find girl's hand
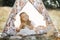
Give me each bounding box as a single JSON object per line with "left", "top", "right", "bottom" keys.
{"left": 16, "top": 27, "right": 20, "bottom": 32}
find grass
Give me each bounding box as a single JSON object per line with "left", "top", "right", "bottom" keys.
{"left": 48, "top": 9, "right": 60, "bottom": 31}
{"left": 0, "top": 7, "right": 11, "bottom": 32}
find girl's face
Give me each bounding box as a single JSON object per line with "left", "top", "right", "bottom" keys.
{"left": 20, "top": 13, "right": 29, "bottom": 22}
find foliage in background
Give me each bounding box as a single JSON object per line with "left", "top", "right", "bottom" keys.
{"left": 0, "top": 0, "right": 15, "bottom": 7}
{"left": 3, "top": 0, "right": 15, "bottom": 7}
{"left": 0, "top": 0, "right": 60, "bottom": 8}
{"left": 43, "top": 0, "right": 60, "bottom": 8}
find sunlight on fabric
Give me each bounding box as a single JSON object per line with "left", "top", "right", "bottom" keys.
{"left": 14, "top": 1, "right": 46, "bottom": 28}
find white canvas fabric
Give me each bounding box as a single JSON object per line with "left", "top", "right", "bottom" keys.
{"left": 2, "top": 0, "right": 56, "bottom": 37}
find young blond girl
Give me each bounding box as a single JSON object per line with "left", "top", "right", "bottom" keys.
{"left": 16, "top": 12, "right": 36, "bottom": 35}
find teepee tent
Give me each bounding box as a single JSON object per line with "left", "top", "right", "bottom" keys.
{"left": 2, "top": 0, "right": 56, "bottom": 37}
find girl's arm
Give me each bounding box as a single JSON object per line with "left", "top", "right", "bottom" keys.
{"left": 16, "top": 24, "right": 23, "bottom": 32}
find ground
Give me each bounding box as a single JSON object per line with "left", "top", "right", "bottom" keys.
{"left": 0, "top": 7, "right": 11, "bottom": 32}
{"left": 48, "top": 9, "right": 60, "bottom": 31}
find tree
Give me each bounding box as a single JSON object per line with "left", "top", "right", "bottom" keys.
{"left": 42, "top": 0, "right": 60, "bottom": 8}
{"left": 3, "top": 0, "right": 15, "bottom": 7}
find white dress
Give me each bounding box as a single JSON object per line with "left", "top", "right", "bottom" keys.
{"left": 17, "top": 26, "right": 36, "bottom": 40}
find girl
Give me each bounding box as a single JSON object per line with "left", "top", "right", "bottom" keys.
{"left": 16, "top": 12, "right": 36, "bottom": 35}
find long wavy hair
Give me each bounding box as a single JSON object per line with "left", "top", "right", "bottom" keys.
{"left": 20, "top": 12, "right": 31, "bottom": 29}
